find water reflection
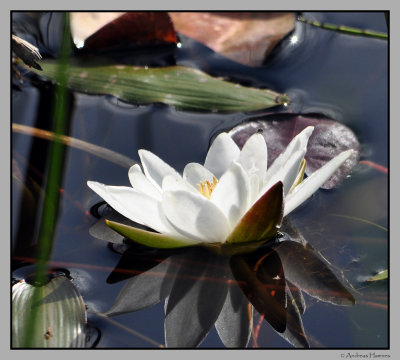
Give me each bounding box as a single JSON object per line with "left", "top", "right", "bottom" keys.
{"left": 93, "top": 208, "right": 354, "bottom": 348}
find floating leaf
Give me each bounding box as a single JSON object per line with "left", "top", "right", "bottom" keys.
{"left": 229, "top": 114, "right": 360, "bottom": 188}
{"left": 30, "top": 60, "right": 288, "bottom": 112}
{"left": 367, "top": 269, "right": 388, "bottom": 282}
{"left": 169, "top": 12, "right": 295, "bottom": 66}
{"left": 12, "top": 276, "right": 86, "bottom": 348}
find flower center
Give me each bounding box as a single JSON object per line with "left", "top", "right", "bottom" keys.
{"left": 197, "top": 176, "right": 218, "bottom": 199}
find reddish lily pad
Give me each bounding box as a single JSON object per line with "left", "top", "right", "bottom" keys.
{"left": 229, "top": 115, "right": 360, "bottom": 189}
{"left": 226, "top": 181, "right": 283, "bottom": 244}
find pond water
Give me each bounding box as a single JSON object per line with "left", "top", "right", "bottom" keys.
{"left": 12, "top": 12, "right": 388, "bottom": 348}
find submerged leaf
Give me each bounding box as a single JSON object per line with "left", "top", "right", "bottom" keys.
{"left": 30, "top": 60, "right": 288, "bottom": 112}
{"left": 273, "top": 240, "right": 355, "bottom": 306}
{"left": 280, "top": 285, "right": 309, "bottom": 348}
{"left": 12, "top": 276, "right": 86, "bottom": 348}
{"left": 229, "top": 115, "right": 360, "bottom": 188}
{"left": 230, "top": 253, "right": 287, "bottom": 333}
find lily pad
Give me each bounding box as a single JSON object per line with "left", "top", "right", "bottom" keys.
{"left": 29, "top": 60, "right": 288, "bottom": 112}
{"left": 229, "top": 114, "right": 360, "bottom": 189}
{"left": 12, "top": 275, "right": 87, "bottom": 348}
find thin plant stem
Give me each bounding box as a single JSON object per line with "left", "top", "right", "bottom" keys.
{"left": 298, "top": 15, "right": 388, "bottom": 40}
{"left": 21, "top": 13, "right": 71, "bottom": 348}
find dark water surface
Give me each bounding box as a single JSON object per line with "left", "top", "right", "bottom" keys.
{"left": 12, "top": 12, "right": 388, "bottom": 348}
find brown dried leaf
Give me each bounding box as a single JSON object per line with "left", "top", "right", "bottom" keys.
{"left": 70, "top": 12, "right": 177, "bottom": 51}
{"left": 70, "top": 12, "right": 125, "bottom": 47}
{"left": 169, "top": 12, "right": 295, "bottom": 66}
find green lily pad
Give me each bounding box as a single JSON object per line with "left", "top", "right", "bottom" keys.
{"left": 12, "top": 275, "right": 86, "bottom": 348}
{"left": 105, "top": 219, "right": 198, "bottom": 249}
{"left": 30, "top": 59, "right": 288, "bottom": 112}
{"left": 226, "top": 181, "right": 283, "bottom": 244}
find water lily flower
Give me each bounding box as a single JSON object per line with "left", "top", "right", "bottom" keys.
{"left": 87, "top": 126, "right": 353, "bottom": 249}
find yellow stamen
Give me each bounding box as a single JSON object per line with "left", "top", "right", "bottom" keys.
{"left": 197, "top": 176, "right": 218, "bottom": 199}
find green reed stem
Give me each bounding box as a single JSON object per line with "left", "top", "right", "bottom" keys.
{"left": 22, "top": 13, "right": 71, "bottom": 347}
{"left": 298, "top": 15, "right": 388, "bottom": 40}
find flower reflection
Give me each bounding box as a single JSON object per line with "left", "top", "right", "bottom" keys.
{"left": 87, "top": 127, "right": 353, "bottom": 249}
{"left": 99, "top": 221, "right": 354, "bottom": 348}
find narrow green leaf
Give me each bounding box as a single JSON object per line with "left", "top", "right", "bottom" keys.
{"left": 367, "top": 270, "right": 388, "bottom": 282}
{"left": 105, "top": 219, "right": 198, "bottom": 249}
{"left": 31, "top": 60, "right": 288, "bottom": 112}
{"left": 226, "top": 181, "right": 283, "bottom": 244}
{"left": 12, "top": 276, "right": 86, "bottom": 348}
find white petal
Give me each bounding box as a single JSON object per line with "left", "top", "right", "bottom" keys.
{"left": 204, "top": 133, "right": 240, "bottom": 179}
{"left": 284, "top": 149, "right": 354, "bottom": 216}
{"left": 237, "top": 133, "right": 268, "bottom": 200}
{"left": 237, "top": 133, "right": 268, "bottom": 179}
{"left": 262, "top": 149, "right": 305, "bottom": 196}
{"left": 265, "top": 126, "right": 314, "bottom": 185}
{"left": 128, "top": 164, "right": 162, "bottom": 200}
{"left": 162, "top": 190, "right": 231, "bottom": 243}
{"left": 87, "top": 181, "right": 182, "bottom": 237}
{"left": 162, "top": 174, "right": 198, "bottom": 195}
{"left": 183, "top": 162, "right": 215, "bottom": 187}
{"left": 88, "top": 181, "right": 144, "bottom": 225}
{"left": 138, "top": 149, "right": 181, "bottom": 190}
{"left": 210, "top": 162, "right": 250, "bottom": 228}
{"left": 248, "top": 174, "right": 261, "bottom": 206}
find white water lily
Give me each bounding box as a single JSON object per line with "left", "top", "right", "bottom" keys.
{"left": 87, "top": 126, "right": 353, "bottom": 249}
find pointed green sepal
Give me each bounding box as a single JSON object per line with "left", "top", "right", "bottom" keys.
{"left": 226, "top": 181, "right": 284, "bottom": 244}
{"left": 105, "top": 219, "right": 198, "bottom": 249}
